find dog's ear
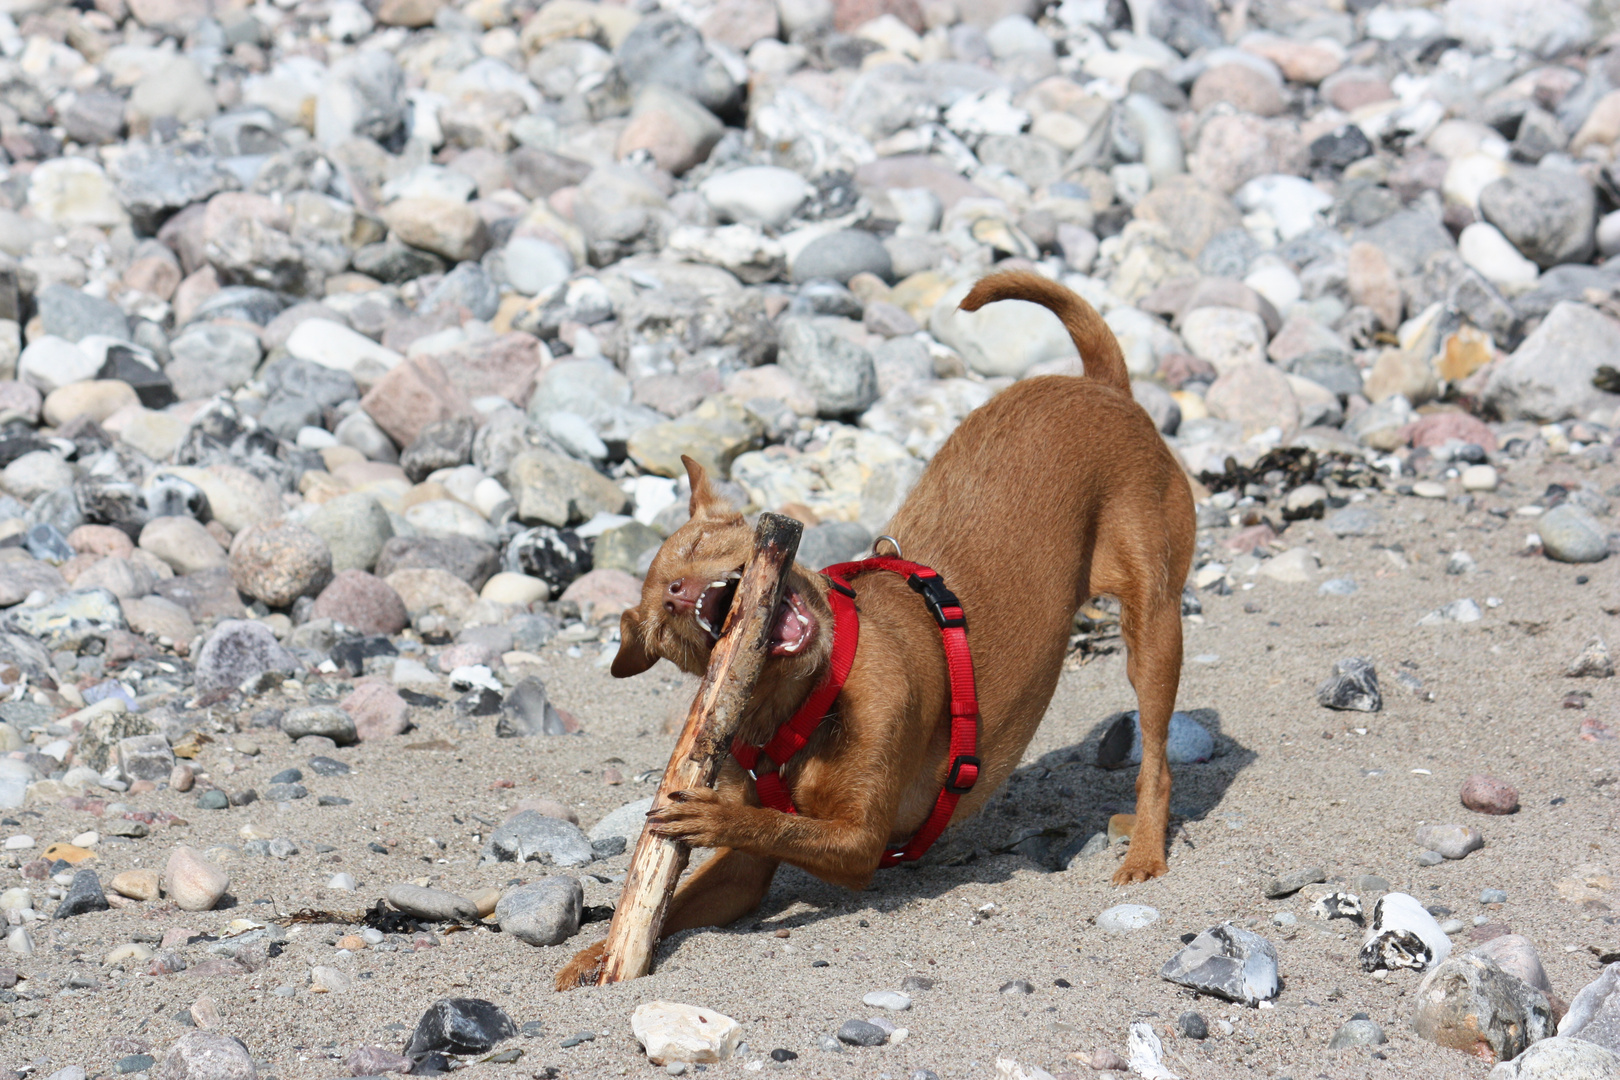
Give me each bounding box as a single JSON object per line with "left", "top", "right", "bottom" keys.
{"left": 610, "top": 608, "right": 657, "bottom": 678}
{"left": 683, "top": 454, "right": 733, "bottom": 520}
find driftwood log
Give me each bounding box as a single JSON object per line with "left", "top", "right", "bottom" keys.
{"left": 592, "top": 511, "right": 804, "bottom": 984}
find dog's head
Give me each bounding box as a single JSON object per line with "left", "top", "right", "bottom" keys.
{"left": 611, "top": 455, "right": 833, "bottom": 682}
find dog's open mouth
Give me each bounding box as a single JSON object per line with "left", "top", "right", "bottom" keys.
{"left": 694, "top": 573, "right": 818, "bottom": 656}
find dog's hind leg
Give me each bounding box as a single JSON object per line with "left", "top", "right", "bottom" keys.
{"left": 1112, "top": 589, "right": 1184, "bottom": 885}
{"left": 555, "top": 849, "right": 777, "bottom": 989}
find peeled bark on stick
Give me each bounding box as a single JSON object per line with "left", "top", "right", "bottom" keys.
{"left": 593, "top": 511, "right": 804, "bottom": 985}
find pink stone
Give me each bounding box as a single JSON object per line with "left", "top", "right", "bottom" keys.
{"left": 1223, "top": 523, "right": 1277, "bottom": 555}
{"left": 359, "top": 353, "right": 473, "bottom": 448}
{"left": 560, "top": 568, "right": 644, "bottom": 624}
{"left": 1460, "top": 774, "right": 1519, "bottom": 815}
{"left": 510, "top": 797, "right": 579, "bottom": 824}
{"left": 435, "top": 641, "right": 497, "bottom": 673}
{"left": 834, "top": 0, "right": 922, "bottom": 31}
{"left": 0, "top": 381, "right": 42, "bottom": 423}
{"left": 438, "top": 332, "right": 545, "bottom": 406}
{"left": 1400, "top": 412, "right": 1499, "bottom": 452}
{"left": 310, "top": 570, "right": 408, "bottom": 636}
{"left": 68, "top": 524, "right": 135, "bottom": 559}
{"left": 1191, "top": 64, "right": 1284, "bottom": 117}
{"left": 346, "top": 1046, "right": 414, "bottom": 1076}
{"left": 341, "top": 680, "right": 410, "bottom": 740}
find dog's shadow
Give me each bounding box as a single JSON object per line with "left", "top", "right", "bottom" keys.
{"left": 664, "top": 707, "right": 1257, "bottom": 948}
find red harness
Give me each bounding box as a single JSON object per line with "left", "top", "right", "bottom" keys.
{"left": 729, "top": 557, "right": 981, "bottom": 868}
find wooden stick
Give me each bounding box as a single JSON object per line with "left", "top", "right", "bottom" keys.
{"left": 593, "top": 512, "right": 804, "bottom": 985}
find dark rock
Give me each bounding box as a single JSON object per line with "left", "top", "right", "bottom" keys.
{"left": 54, "top": 869, "right": 109, "bottom": 918}
{"left": 404, "top": 999, "right": 517, "bottom": 1058}
{"left": 329, "top": 635, "right": 398, "bottom": 677}
{"left": 503, "top": 526, "right": 590, "bottom": 596}
{"left": 196, "top": 789, "right": 229, "bottom": 810}
{"left": 98, "top": 345, "right": 176, "bottom": 409}
{"left": 836, "top": 1019, "right": 888, "bottom": 1047}
{"left": 307, "top": 755, "right": 350, "bottom": 776}
{"left": 400, "top": 416, "right": 477, "bottom": 483}
{"left": 1264, "top": 866, "right": 1327, "bottom": 899}
{"left": 1178, "top": 1011, "right": 1208, "bottom": 1039}
{"left": 1317, "top": 657, "right": 1381, "bottom": 712}
{"left": 1311, "top": 125, "right": 1373, "bottom": 170}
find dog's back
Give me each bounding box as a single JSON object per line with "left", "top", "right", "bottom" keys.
{"left": 881, "top": 273, "right": 1194, "bottom": 809}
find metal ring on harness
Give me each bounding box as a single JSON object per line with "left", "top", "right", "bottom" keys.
{"left": 873, "top": 535, "right": 903, "bottom": 559}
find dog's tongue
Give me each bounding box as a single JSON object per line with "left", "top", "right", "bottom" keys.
{"left": 768, "top": 592, "right": 814, "bottom": 655}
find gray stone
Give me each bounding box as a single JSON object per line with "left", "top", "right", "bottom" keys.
{"left": 1486, "top": 302, "right": 1620, "bottom": 422}
{"left": 386, "top": 883, "right": 478, "bottom": 923}
{"left": 616, "top": 12, "right": 740, "bottom": 115}
{"left": 836, "top": 1020, "right": 889, "bottom": 1047}
{"left": 1560, "top": 961, "right": 1620, "bottom": 1054}
{"left": 1489, "top": 1037, "right": 1620, "bottom": 1079}
{"left": 280, "top": 706, "right": 357, "bottom": 746}
{"left": 490, "top": 810, "right": 594, "bottom": 866}
{"left": 375, "top": 536, "right": 500, "bottom": 591}
{"left": 194, "top": 620, "right": 300, "bottom": 694}
{"left": 1095, "top": 710, "right": 1214, "bottom": 768}
{"left": 5, "top": 588, "right": 125, "bottom": 651}
{"left": 306, "top": 494, "right": 394, "bottom": 574}
{"left": 110, "top": 144, "right": 239, "bottom": 235}
{"left": 1326, "top": 507, "right": 1381, "bottom": 537}
{"left": 776, "top": 318, "right": 878, "bottom": 417}
{"left": 496, "top": 676, "right": 567, "bottom": 737}
{"left": 1412, "top": 954, "right": 1553, "bottom": 1063}
{"left": 400, "top": 416, "right": 477, "bottom": 483}
{"left": 792, "top": 231, "right": 894, "bottom": 285}
{"left": 495, "top": 876, "right": 583, "bottom": 946}
{"left": 1329, "top": 1018, "right": 1387, "bottom": 1049}
{"left": 588, "top": 797, "right": 655, "bottom": 843}
{"left": 153, "top": 1031, "right": 256, "bottom": 1080}
{"left": 116, "top": 734, "right": 175, "bottom": 782}
{"left": 1159, "top": 924, "right": 1280, "bottom": 1004}
{"left": 1317, "top": 657, "right": 1381, "bottom": 712}
{"left": 264, "top": 782, "right": 307, "bottom": 801}
{"left": 796, "top": 521, "right": 873, "bottom": 570}
{"left": 1264, "top": 866, "right": 1327, "bottom": 899}
{"left": 167, "top": 323, "right": 263, "bottom": 401}
{"left": 1416, "top": 823, "right": 1484, "bottom": 860}
{"left": 315, "top": 49, "right": 405, "bottom": 146}
{"left": 418, "top": 263, "right": 500, "bottom": 323}
{"left": 37, "top": 284, "right": 129, "bottom": 342}
{"left": 54, "top": 869, "right": 109, "bottom": 918}
{"left": 1538, "top": 504, "right": 1610, "bottom": 564}
{"left": 1479, "top": 166, "right": 1595, "bottom": 269}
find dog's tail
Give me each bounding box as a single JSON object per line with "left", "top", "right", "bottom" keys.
{"left": 957, "top": 271, "right": 1130, "bottom": 394}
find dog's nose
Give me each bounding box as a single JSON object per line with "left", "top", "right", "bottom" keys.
{"left": 665, "top": 578, "right": 695, "bottom": 614}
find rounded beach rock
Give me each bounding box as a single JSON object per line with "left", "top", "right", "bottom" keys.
{"left": 1460, "top": 775, "right": 1519, "bottom": 815}
{"left": 162, "top": 846, "right": 229, "bottom": 911}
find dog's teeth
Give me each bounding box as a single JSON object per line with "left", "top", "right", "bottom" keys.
{"left": 695, "top": 614, "right": 712, "bottom": 634}
{"left": 709, "top": 580, "right": 728, "bottom": 590}
{"left": 795, "top": 613, "right": 809, "bottom": 626}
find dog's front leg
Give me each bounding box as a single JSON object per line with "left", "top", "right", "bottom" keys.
{"left": 647, "top": 789, "right": 887, "bottom": 889}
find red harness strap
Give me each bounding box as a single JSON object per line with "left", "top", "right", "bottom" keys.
{"left": 729, "top": 556, "right": 981, "bottom": 868}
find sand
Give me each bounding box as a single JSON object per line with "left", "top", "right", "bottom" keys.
{"left": 5, "top": 454, "right": 1618, "bottom": 1080}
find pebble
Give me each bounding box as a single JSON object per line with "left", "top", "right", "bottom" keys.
{"left": 1537, "top": 505, "right": 1611, "bottom": 564}
{"left": 53, "top": 869, "right": 109, "bottom": 919}
{"left": 1316, "top": 658, "right": 1381, "bottom": 713}
{"left": 1264, "top": 867, "right": 1327, "bottom": 899}
{"left": 862, "top": 990, "right": 912, "bottom": 1010}
{"left": 1566, "top": 638, "right": 1616, "bottom": 679}
{"left": 1412, "top": 954, "right": 1553, "bottom": 1062}
{"left": 1461, "top": 775, "right": 1520, "bottom": 816}
{"left": 1095, "top": 710, "right": 1214, "bottom": 768}
{"left": 1096, "top": 904, "right": 1159, "bottom": 931}
{"left": 387, "top": 883, "right": 479, "bottom": 923}
{"left": 1328, "top": 1017, "right": 1387, "bottom": 1049}
{"left": 1178, "top": 1011, "right": 1208, "bottom": 1040}
{"left": 163, "top": 846, "right": 230, "bottom": 912}
{"left": 495, "top": 876, "right": 583, "bottom": 946}
{"left": 631, "top": 1001, "right": 743, "bottom": 1065}
{"left": 1159, "top": 924, "right": 1279, "bottom": 1004}
{"left": 154, "top": 1033, "right": 256, "bottom": 1080}
{"left": 1417, "top": 823, "right": 1486, "bottom": 860}
{"left": 405, "top": 998, "right": 518, "bottom": 1057}
{"left": 836, "top": 1019, "right": 890, "bottom": 1047}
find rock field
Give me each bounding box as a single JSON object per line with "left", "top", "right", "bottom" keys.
{"left": 0, "top": 0, "right": 1615, "bottom": 1073}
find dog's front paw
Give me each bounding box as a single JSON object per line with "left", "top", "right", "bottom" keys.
{"left": 555, "top": 938, "right": 608, "bottom": 991}
{"left": 1112, "top": 853, "right": 1169, "bottom": 885}
{"left": 645, "top": 788, "right": 734, "bottom": 848}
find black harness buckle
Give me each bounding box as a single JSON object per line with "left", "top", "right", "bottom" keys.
{"left": 945, "top": 754, "right": 981, "bottom": 794}
{"left": 825, "top": 576, "right": 856, "bottom": 599}
{"left": 908, "top": 572, "right": 966, "bottom": 629}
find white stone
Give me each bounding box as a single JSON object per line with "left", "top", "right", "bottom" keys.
{"left": 1461, "top": 464, "right": 1498, "bottom": 491}
{"left": 1180, "top": 306, "right": 1269, "bottom": 374}
{"left": 1458, "top": 223, "right": 1538, "bottom": 290}
{"left": 1443, "top": 153, "right": 1509, "bottom": 211}
{"left": 1097, "top": 903, "right": 1159, "bottom": 930}
{"left": 2, "top": 835, "right": 30, "bottom": 849}
{"left": 1260, "top": 547, "right": 1318, "bottom": 583}
{"left": 18, "top": 336, "right": 99, "bottom": 394}
{"left": 1244, "top": 260, "right": 1303, "bottom": 311}
{"left": 284, "top": 319, "right": 402, "bottom": 375}
{"left": 699, "top": 166, "right": 811, "bottom": 228}
{"left": 310, "top": 965, "right": 352, "bottom": 992}
{"left": 328, "top": 872, "right": 357, "bottom": 890}
{"left": 1235, "top": 175, "right": 1332, "bottom": 241}
{"left": 862, "top": 990, "right": 913, "bottom": 1010}
{"left": 28, "top": 158, "right": 128, "bottom": 228}
{"left": 481, "top": 571, "right": 549, "bottom": 605}
{"left": 382, "top": 164, "right": 476, "bottom": 204}
{"left": 631, "top": 1001, "right": 743, "bottom": 1066}
{"left": 502, "top": 237, "right": 574, "bottom": 296}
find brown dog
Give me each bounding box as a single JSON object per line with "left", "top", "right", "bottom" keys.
{"left": 556, "top": 270, "right": 1195, "bottom": 989}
